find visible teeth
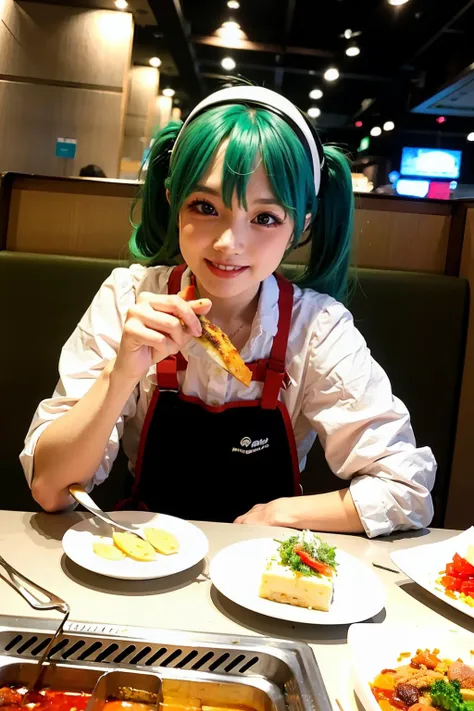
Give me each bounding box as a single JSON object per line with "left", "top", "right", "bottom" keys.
{"left": 211, "top": 262, "right": 242, "bottom": 271}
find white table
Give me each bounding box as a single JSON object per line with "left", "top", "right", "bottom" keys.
{"left": 0, "top": 512, "right": 472, "bottom": 711}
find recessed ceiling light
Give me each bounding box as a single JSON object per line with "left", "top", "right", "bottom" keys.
{"left": 221, "top": 57, "right": 236, "bottom": 70}
{"left": 324, "top": 67, "right": 339, "bottom": 82}
{"left": 163, "top": 88, "right": 175, "bottom": 97}
{"left": 308, "top": 107, "right": 321, "bottom": 119}
{"left": 370, "top": 126, "right": 382, "bottom": 137}
{"left": 114, "top": 0, "right": 128, "bottom": 8}
{"left": 149, "top": 57, "right": 161, "bottom": 68}
{"left": 227, "top": 0, "right": 240, "bottom": 7}
{"left": 467, "top": 132, "right": 474, "bottom": 142}
{"left": 388, "top": 0, "right": 410, "bottom": 5}
{"left": 383, "top": 121, "right": 395, "bottom": 131}
{"left": 309, "top": 89, "right": 323, "bottom": 100}
{"left": 346, "top": 44, "right": 360, "bottom": 57}
{"left": 344, "top": 29, "right": 352, "bottom": 39}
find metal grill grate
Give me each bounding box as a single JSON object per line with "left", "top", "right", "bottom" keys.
{"left": 1, "top": 632, "right": 260, "bottom": 675}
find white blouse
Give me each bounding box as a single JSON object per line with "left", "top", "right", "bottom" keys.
{"left": 20, "top": 264, "right": 436, "bottom": 538}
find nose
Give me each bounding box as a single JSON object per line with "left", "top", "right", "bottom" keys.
{"left": 213, "top": 226, "right": 243, "bottom": 254}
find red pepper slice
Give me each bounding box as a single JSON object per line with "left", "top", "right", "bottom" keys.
{"left": 294, "top": 547, "right": 333, "bottom": 577}
{"left": 441, "top": 575, "right": 463, "bottom": 592}
{"left": 452, "top": 553, "right": 474, "bottom": 577}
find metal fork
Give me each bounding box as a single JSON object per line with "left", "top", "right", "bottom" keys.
{"left": 0, "top": 555, "right": 70, "bottom": 696}
{"left": 69, "top": 484, "right": 147, "bottom": 541}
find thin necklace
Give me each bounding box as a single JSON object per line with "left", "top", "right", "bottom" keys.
{"left": 229, "top": 323, "right": 245, "bottom": 340}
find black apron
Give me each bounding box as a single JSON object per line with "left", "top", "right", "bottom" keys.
{"left": 116, "top": 264, "right": 301, "bottom": 522}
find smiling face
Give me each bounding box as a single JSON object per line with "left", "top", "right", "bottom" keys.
{"left": 179, "top": 141, "right": 297, "bottom": 303}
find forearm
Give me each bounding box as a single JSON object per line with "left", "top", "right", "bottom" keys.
{"left": 287, "top": 488, "right": 365, "bottom": 533}
{"left": 32, "top": 360, "right": 137, "bottom": 512}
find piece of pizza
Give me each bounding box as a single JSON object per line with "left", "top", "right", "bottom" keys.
{"left": 179, "top": 285, "right": 252, "bottom": 387}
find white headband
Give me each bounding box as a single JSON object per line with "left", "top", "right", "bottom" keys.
{"left": 171, "top": 85, "right": 324, "bottom": 196}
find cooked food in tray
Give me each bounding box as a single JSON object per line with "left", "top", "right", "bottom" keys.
{"left": 371, "top": 648, "right": 474, "bottom": 711}
{"left": 259, "top": 530, "right": 337, "bottom": 611}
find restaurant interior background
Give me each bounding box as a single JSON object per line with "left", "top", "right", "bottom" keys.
{"left": 1, "top": 0, "right": 474, "bottom": 528}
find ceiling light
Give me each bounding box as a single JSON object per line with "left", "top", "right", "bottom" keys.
{"left": 383, "top": 121, "right": 395, "bottom": 131}
{"left": 467, "top": 132, "right": 474, "bottom": 142}
{"left": 346, "top": 44, "right": 360, "bottom": 57}
{"left": 370, "top": 126, "right": 382, "bottom": 137}
{"left": 309, "top": 89, "right": 323, "bottom": 100}
{"left": 114, "top": 0, "right": 128, "bottom": 8}
{"left": 221, "top": 56, "right": 236, "bottom": 70}
{"left": 344, "top": 29, "right": 352, "bottom": 39}
{"left": 324, "top": 67, "right": 339, "bottom": 82}
{"left": 162, "top": 88, "right": 175, "bottom": 97}
{"left": 227, "top": 0, "right": 240, "bottom": 6}
{"left": 355, "top": 120, "right": 363, "bottom": 128}
{"left": 149, "top": 56, "right": 161, "bottom": 68}
{"left": 308, "top": 107, "right": 321, "bottom": 119}
{"left": 388, "top": 0, "right": 410, "bottom": 5}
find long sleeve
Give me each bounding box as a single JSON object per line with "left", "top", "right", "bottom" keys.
{"left": 300, "top": 298, "right": 436, "bottom": 538}
{"left": 20, "top": 266, "right": 143, "bottom": 491}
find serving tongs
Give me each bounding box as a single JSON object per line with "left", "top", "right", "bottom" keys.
{"left": 69, "top": 484, "right": 147, "bottom": 541}
{"left": 0, "top": 555, "right": 70, "bottom": 700}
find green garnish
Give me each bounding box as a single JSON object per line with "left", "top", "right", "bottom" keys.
{"left": 430, "top": 679, "right": 474, "bottom": 711}
{"left": 275, "top": 531, "right": 337, "bottom": 577}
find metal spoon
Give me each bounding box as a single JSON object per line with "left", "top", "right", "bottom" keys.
{"left": 68, "top": 484, "right": 147, "bottom": 541}
{"left": 0, "top": 555, "right": 70, "bottom": 697}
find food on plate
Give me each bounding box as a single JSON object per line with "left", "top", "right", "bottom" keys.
{"left": 92, "top": 527, "right": 180, "bottom": 562}
{"left": 179, "top": 285, "right": 252, "bottom": 387}
{"left": 93, "top": 541, "right": 127, "bottom": 561}
{"left": 144, "top": 528, "right": 179, "bottom": 555}
{"left": 371, "top": 648, "right": 474, "bottom": 711}
{"left": 112, "top": 532, "right": 157, "bottom": 562}
{"left": 259, "top": 530, "right": 337, "bottom": 611}
{"left": 437, "top": 551, "right": 474, "bottom": 608}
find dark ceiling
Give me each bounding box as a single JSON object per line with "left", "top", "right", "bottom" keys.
{"left": 132, "top": 0, "right": 474, "bottom": 144}
{"left": 28, "top": 0, "right": 474, "bottom": 149}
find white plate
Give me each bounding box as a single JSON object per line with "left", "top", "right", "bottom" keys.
{"left": 390, "top": 526, "right": 474, "bottom": 619}
{"left": 348, "top": 623, "right": 474, "bottom": 711}
{"left": 62, "top": 511, "right": 209, "bottom": 580}
{"left": 209, "top": 538, "right": 386, "bottom": 624}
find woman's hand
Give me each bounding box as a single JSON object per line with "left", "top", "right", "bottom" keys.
{"left": 113, "top": 291, "right": 212, "bottom": 383}
{"left": 234, "top": 498, "right": 298, "bottom": 527}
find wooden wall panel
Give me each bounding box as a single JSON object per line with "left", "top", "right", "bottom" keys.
{"left": 353, "top": 210, "right": 449, "bottom": 272}
{"left": 286, "top": 207, "right": 450, "bottom": 273}
{"left": 0, "top": 82, "right": 125, "bottom": 178}
{"left": 445, "top": 207, "right": 474, "bottom": 529}
{"left": 6, "top": 187, "right": 134, "bottom": 259}
{"left": 0, "top": 1, "right": 133, "bottom": 89}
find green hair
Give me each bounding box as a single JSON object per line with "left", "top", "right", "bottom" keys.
{"left": 130, "top": 104, "right": 354, "bottom": 303}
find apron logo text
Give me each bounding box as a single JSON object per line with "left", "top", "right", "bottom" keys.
{"left": 233, "top": 437, "right": 270, "bottom": 454}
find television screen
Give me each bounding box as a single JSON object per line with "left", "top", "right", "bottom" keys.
{"left": 400, "top": 147, "right": 462, "bottom": 180}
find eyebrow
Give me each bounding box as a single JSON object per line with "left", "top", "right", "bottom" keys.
{"left": 194, "top": 184, "right": 282, "bottom": 207}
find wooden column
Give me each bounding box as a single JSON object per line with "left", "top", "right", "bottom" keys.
{"left": 120, "top": 65, "right": 159, "bottom": 179}
{"left": 0, "top": 1, "right": 134, "bottom": 178}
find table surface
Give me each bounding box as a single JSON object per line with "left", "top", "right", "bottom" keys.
{"left": 1, "top": 511, "right": 473, "bottom": 711}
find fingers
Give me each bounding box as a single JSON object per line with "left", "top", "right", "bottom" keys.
{"left": 137, "top": 292, "right": 212, "bottom": 336}
{"left": 124, "top": 319, "right": 174, "bottom": 355}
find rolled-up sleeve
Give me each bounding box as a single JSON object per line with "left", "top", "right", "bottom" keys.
{"left": 20, "top": 267, "right": 141, "bottom": 491}
{"left": 301, "top": 299, "right": 436, "bottom": 538}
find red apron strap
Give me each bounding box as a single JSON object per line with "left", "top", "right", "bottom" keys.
{"left": 167, "top": 263, "right": 187, "bottom": 295}
{"left": 261, "top": 274, "right": 294, "bottom": 409}
{"left": 156, "top": 264, "right": 189, "bottom": 389}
